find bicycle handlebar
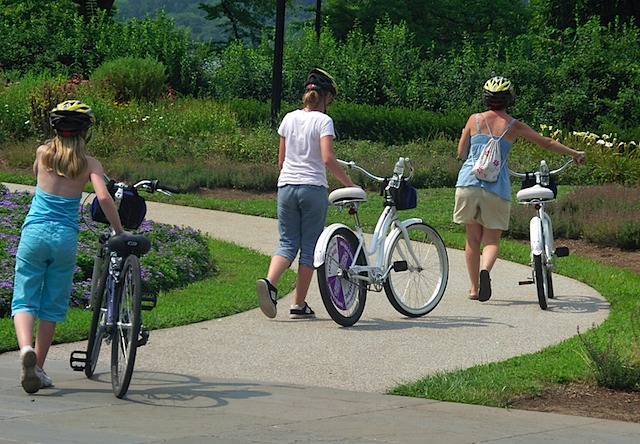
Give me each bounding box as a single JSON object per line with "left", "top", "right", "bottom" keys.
{"left": 132, "top": 179, "right": 180, "bottom": 195}
{"left": 337, "top": 158, "right": 414, "bottom": 183}
{"left": 508, "top": 158, "right": 574, "bottom": 178}
{"left": 103, "top": 175, "right": 180, "bottom": 196}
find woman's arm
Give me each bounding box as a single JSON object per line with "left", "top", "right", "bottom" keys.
{"left": 278, "top": 136, "right": 286, "bottom": 170}
{"left": 321, "top": 135, "right": 354, "bottom": 187}
{"left": 515, "top": 122, "right": 586, "bottom": 163}
{"left": 457, "top": 117, "right": 474, "bottom": 160}
{"left": 87, "top": 158, "right": 126, "bottom": 234}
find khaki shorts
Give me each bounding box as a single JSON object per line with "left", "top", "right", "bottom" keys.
{"left": 453, "top": 186, "right": 510, "bottom": 230}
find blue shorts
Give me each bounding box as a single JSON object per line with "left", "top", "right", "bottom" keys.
{"left": 275, "top": 184, "right": 329, "bottom": 268}
{"left": 12, "top": 222, "right": 78, "bottom": 322}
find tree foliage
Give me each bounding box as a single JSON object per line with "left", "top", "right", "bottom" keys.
{"left": 321, "top": 0, "right": 531, "bottom": 55}
{"left": 530, "top": 0, "right": 640, "bottom": 31}
{"left": 198, "top": 0, "right": 291, "bottom": 44}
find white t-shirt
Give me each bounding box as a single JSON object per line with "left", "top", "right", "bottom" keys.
{"left": 277, "top": 109, "right": 335, "bottom": 188}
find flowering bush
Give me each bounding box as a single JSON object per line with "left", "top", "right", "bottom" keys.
{"left": 0, "top": 185, "right": 213, "bottom": 318}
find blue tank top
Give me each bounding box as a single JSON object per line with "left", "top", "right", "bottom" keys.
{"left": 455, "top": 115, "right": 515, "bottom": 201}
{"left": 23, "top": 187, "right": 82, "bottom": 232}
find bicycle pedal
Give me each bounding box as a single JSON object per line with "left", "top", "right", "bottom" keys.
{"left": 69, "top": 350, "right": 88, "bottom": 371}
{"left": 141, "top": 292, "right": 157, "bottom": 311}
{"left": 392, "top": 260, "right": 408, "bottom": 272}
{"left": 138, "top": 328, "right": 150, "bottom": 346}
{"left": 555, "top": 246, "right": 570, "bottom": 257}
{"left": 518, "top": 279, "right": 534, "bottom": 285}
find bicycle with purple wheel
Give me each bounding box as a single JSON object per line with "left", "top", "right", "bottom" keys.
{"left": 313, "top": 158, "right": 449, "bottom": 327}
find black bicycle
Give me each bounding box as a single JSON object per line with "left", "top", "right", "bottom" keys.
{"left": 70, "top": 178, "right": 178, "bottom": 398}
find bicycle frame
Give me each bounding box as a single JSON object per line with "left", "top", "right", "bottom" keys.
{"left": 528, "top": 205, "right": 554, "bottom": 261}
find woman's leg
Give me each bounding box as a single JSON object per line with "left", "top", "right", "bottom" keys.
{"left": 480, "top": 227, "right": 502, "bottom": 272}
{"left": 293, "top": 264, "right": 314, "bottom": 307}
{"left": 34, "top": 320, "right": 56, "bottom": 369}
{"left": 266, "top": 254, "right": 292, "bottom": 288}
{"left": 13, "top": 312, "right": 35, "bottom": 349}
{"left": 295, "top": 185, "right": 328, "bottom": 306}
{"left": 464, "top": 223, "right": 483, "bottom": 296}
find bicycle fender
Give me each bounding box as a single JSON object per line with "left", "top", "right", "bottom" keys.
{"left": 529, "top": 216, "right": 544, "bottom": 256}
{"left": 383, "top": 217, "right": 423, "bottom": 258}
{"left": 313, "top": 223, "right": 351, "bottom": 268}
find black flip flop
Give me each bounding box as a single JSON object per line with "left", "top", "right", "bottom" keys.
{"left": 478, "top": 270, "right": 492, "bottom": 302}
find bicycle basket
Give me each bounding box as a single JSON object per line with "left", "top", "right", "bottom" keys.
{"left": 520, "top": 174, "right": 558, "bottom": 198}
{"left": 90, "top": 180, "right": 147, "bottom": 229}
{"left": 381, "top": 179, "right": 417, "bottom": 210}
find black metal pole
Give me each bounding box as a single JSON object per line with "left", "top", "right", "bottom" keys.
{"left": 315, "top": 0, "right": 322, "bottom": 41}
{"left": 271, "top": 0, "right": 286, "bottom": 128}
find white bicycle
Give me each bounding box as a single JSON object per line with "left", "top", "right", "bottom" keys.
{"left": 314, "top": 158, "right": 449, "bottom": 326}
{"left": 509, "top": 159, "right": 574, "bottom": 310}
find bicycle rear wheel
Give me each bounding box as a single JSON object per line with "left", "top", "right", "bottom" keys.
{"left": 317, "top": 227, "right": 367, "bottom": 327}
{"left": 111, "top": 255, "right": 142, "bottom": 398}
{"left": 384, "top": 222, "right": 448, "bottom": 317}
{"left": 85, "top": 255, "right": 109, "bottom": 378}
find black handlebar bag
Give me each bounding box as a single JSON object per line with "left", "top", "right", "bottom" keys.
{"left": 90, "top": 180, "right": 147, "bottom": 229}
{"left": 381, "top": 179, "right": 417, "bottom": 210}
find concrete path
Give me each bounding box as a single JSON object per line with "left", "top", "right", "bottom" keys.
{"left": 2, "top": 182, "right": 637, "bottom": 443}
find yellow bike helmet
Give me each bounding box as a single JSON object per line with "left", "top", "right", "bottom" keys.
{"left": 305, "top": 68, "right": 338, "bottom": 97}
{"left": 49, "top": 100, "right": 95, "bottom": 137}
{"left": 482, "top": 76, "right": 514, "bottom": 110}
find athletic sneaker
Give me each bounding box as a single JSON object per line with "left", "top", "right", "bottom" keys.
{"left": 256, "top": 278, "right": 277, "bottom": 318}
{"left": 36, "top": 367, "right": 53, "bottom": 389}
{"left": 290, "top": 303, "right": 315, "bottom": 319}
{"left": 20, "top": 346, "right": 40, "bottom": 394}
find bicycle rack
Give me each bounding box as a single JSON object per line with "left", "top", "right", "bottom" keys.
{"left": 69, "top": 350, "right": 88, "bottom": 371}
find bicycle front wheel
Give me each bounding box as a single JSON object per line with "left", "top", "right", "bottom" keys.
{"left": 317, "top": 227, "right": 367, "bottom": 327}
{"left": 533, "top": 253, "right": 550, "bottom": 310}
{"left": 85, "top": 257, "right": 109, "bottom": 378}
{"left": 384, "top": 222, "right": 448, "bottom": 317}
{"left": 111, "top": 255, "right": 142, "bottom": 398}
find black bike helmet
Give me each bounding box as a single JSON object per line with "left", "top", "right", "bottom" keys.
{"left": 49, "top": 100, "right": 95, "bottom": 138}
{"left": 482, "top": 76, "right": 514, "bottom": 110}
{"left": 305, "top": 68, "right": 338, "bottom": 97}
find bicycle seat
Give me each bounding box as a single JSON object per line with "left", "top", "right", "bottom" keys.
{"left": 328, "top": 187, "right": 367, "bottom": 206}
{"left": 516, "top": 185, "right": 555, "bottom": 202}
{"left": 107, "top": 233, "right": 151, "bottom": 256}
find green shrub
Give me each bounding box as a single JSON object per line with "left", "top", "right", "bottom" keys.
{"left": 91, "top": 57, "right": 167, "bottom": 102}
{"left": 0, "top": 73, "right": 43, "bottom": 141}
{"left": 578, "top": 313, "right": 640, "bottom": 391}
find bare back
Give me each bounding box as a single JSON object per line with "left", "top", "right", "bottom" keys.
{"left": 34, "top": 144, "right": 102, "bottom": 197}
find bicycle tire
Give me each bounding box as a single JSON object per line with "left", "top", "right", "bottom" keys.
{"left": 384, "top": 222, "right": 448, "bottom": 317}
{"left": 546, "top": 266, "right": 555, "bottom": 299}
{"left": 111, "top": 255, "right": 142, "bottom": 398}
{"left": 533, "top": 253, "right": 549, "bottom": 310}
{"left": 317, "top": 227, "right": 367, "bottom": 327}
{"left": 85, "top": 254, "right": 109, "bottom": 378}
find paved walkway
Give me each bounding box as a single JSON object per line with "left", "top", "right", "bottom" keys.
{"left": 2, "top": 182, "right": 639, "bottom": 443}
